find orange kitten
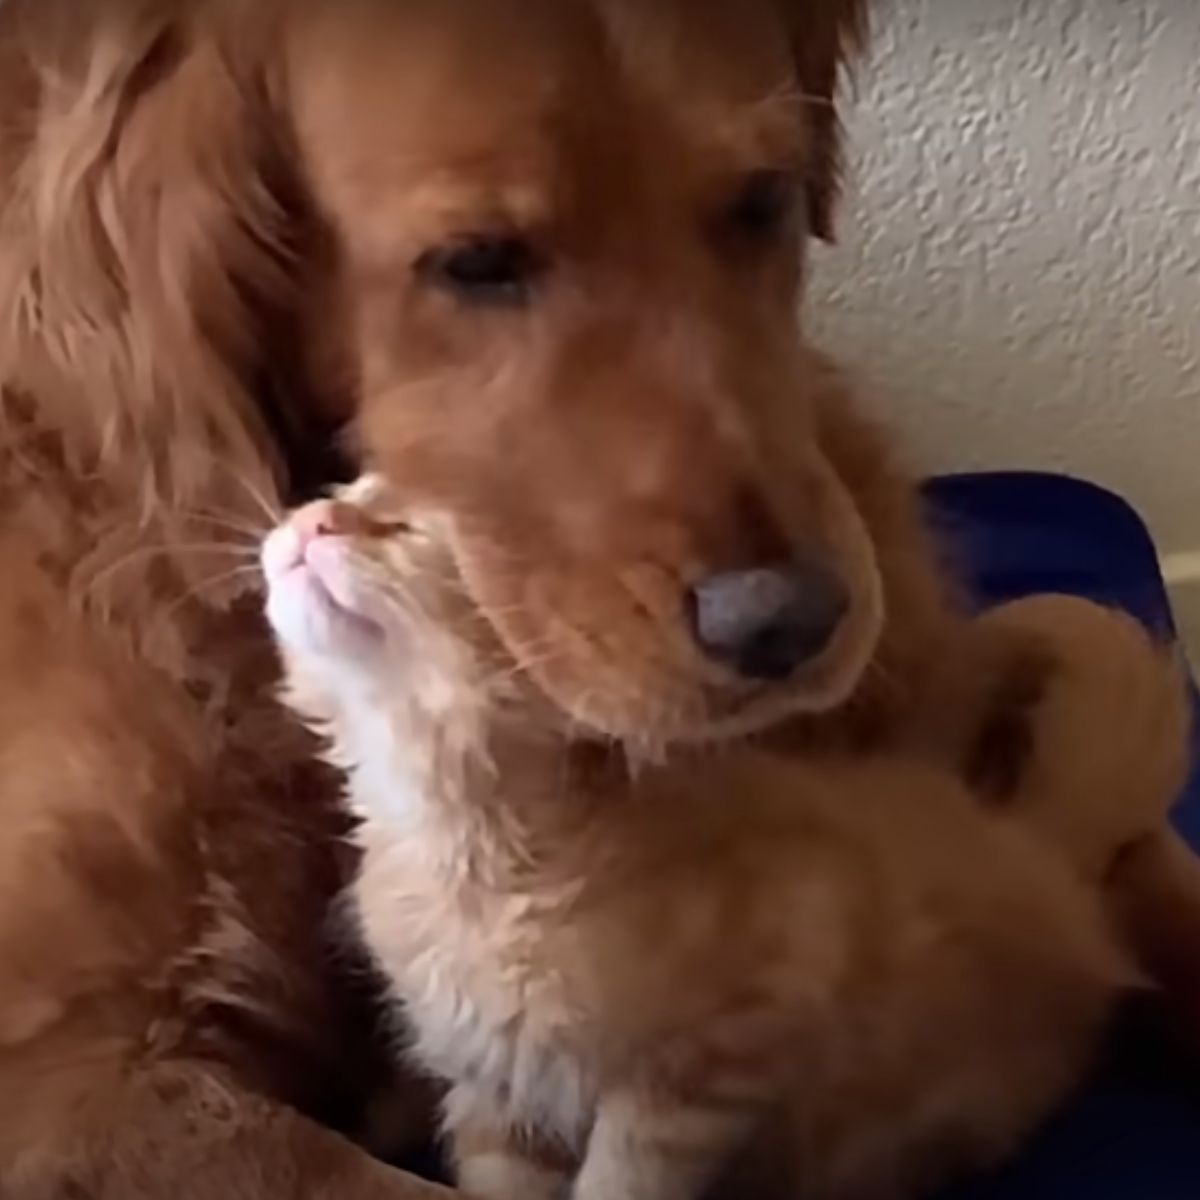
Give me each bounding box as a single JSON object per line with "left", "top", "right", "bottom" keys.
{"left": 262, "top": 478, "right": 1126, "bottom": 1200}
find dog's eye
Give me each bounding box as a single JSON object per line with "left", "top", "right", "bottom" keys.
{"left": 417, "top": 235, "right": 545, "bottom": 306}
{"left": 726, "top": 170, "right": 798, "bottom": 239}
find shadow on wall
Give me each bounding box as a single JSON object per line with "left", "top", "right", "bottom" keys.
{"left": 808, "top": 0, "right": 1200, "bottom": 562}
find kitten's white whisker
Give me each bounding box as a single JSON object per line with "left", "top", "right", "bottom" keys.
{"left": 79, "top": 542, "right": 258, "bottom": 600}
{"left": 179, "top": 506, "right": 270, "bottom": 543}
{"left": 186, "top": 448, "right": 284, "bottom": 527}
{"left": 148, "top": 564, "right": 264, "bottom": 646}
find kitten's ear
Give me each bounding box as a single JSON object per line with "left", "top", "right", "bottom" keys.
{"left": 777, "top": 0, "right": 868, "bottom": 242}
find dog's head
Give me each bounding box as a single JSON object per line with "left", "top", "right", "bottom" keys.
{"left": 284, "top": 0, "right": 876, "bottom": 742}
{"left": 3, "top": 0, "right": 873, "bottom": 744}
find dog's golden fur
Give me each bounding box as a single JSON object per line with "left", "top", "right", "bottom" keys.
{"left": 0, "top": 0, "right": 1196, "bottom": 1196}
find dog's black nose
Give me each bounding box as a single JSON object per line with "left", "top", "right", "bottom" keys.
{"left": 687, "top": 560, "right": 848, "bottom": 682}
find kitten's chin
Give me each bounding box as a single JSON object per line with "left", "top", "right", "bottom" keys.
{"left": 266, "top": 563, "right": 385, "bottom": 662}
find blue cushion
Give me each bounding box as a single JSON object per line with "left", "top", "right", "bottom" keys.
{"left": 925, "top": 472, "right": 1200, "bottom": 1199}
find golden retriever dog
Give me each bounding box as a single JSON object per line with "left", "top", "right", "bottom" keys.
{"left": 0, "top": 0, "right": 1197, "bottom": 1197}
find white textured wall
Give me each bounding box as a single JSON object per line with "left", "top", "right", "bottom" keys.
{"left": 810, "top": 0, "right": 1200, "bottom": 570}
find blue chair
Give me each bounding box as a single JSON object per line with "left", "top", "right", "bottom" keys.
{"left": 926, "top": 472, "right": 1200, "bottom": 1200}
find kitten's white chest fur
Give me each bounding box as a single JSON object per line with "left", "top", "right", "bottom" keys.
{"left": 348, "top": 726, "right": 597, "bottom": 1153}
{"left": 266, "top": 504, "right": 599, "bottom": 1157}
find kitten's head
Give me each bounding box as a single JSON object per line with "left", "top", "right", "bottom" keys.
{"left": 261, "top": 475, "right": 503, "bottom": 728}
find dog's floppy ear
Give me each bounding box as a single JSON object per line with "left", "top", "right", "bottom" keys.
{"left": 0, "top": 1, "right": 315, "bottom": 521}
{"left": 777, "top": 0, "right": 868, "bottom": 241}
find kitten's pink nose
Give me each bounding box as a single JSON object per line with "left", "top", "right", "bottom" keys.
{"left": 263, "top": 499, "right": 388, "bottom": 585}
{"left": 291, "top": 499, "right": 379, "bottom": 545}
